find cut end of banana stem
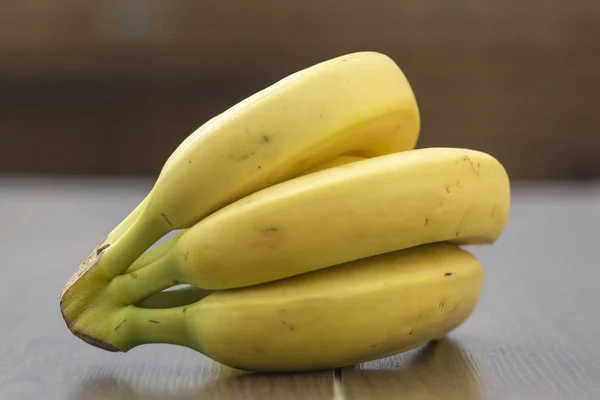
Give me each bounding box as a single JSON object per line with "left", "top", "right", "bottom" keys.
{"left": 59, "top": 232, "right": 194, "bottom": 354}
{"left": 73, "top": 331, "right": 121, "bottom": 352}
{"left": 59, "top": 237, "right": 109, "bottom": 301}
{"left": 59, "top": 291, "right": 120, "bottom": 353}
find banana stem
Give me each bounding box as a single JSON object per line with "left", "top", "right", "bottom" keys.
{"left": 106, "top": 251, "right": 181, "bottom": 306}
{"left": 125, "top": 231, "right": 184, "bottom": 274}
{"left": 100, "top": 209, "right": 171, "bottom": 279}
{"left": 118, "top": 305, "right": 196, "bottom": 351}
{"left": 105, "top": 195, "right": 150, "bottom": 243}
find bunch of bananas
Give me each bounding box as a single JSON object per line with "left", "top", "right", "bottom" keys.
{"left": 60, "top": 52, "right": 510, "bottom": 372}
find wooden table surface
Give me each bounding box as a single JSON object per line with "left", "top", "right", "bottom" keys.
{"left": 1, "top": 177, "right": 599, "bottom": 400}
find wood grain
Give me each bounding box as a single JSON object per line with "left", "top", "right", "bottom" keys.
{"left": 0, "top": 178, "right": 599, "bottom": 399}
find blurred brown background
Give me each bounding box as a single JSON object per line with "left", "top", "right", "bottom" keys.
{"left": 1, "top": 0, "right": 599, "bottom": 180}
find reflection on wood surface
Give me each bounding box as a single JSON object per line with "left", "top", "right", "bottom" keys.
{"left": 343, "top": 339, "right": 483, "bottom": 400}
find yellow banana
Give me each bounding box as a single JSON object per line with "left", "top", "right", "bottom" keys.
{"left": 108, "top": 147, "right": 508, "bottom": 298}
{"left": 124, "top": 154, "right": 367, "bottom": 274}
{"left": 72, "top": 243, "right": 484, "bottom": 372}
{"left": 71, "top": 51, "right": 420, "bottom": 286}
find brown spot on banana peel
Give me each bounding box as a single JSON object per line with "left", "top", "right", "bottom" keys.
{"left": 455, "top": 214, "right": 467, "bottom": 238}
{"left": 238, "top": 151, "right": 256, "bottom": 160}
{"left": 280, "top": 320, "right": 295, "bottom": 331}
{"left": 445, "top": 272, "right": 452, "bottom": 277}
{"left": 461, "top": 155, "right": 480, "bottom": 175}
{"left": 424, "top": 218, "right": 429, "bottom": 228}
{"left": 148, "top": 320, "right": 160, "bottom": 324}
{"left": 262, "top": 227, "right": 280, "bottom": 235}
{"left": 96, "top": 244, "right": 110, "bottom": 255}
{"left": 160, "top": 213, "right": 173, "bottom": 227}
{"left": 114, "top": 319, "right": 127, "bottom": 331}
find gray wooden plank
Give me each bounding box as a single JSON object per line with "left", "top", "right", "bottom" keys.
{"left": 342, "top": 182, "right": 600, "bottom": 400}
{"left": 0, "top": 176, "right": 334, "bottom": 400}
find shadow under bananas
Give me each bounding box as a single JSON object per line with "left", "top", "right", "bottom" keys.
{"left": 69, "top": 339, "right": 480, "bottom": 400}
{"left": 341, "top": 338, "right": 484, "bottom": 400}
{"left": 69, "top": 364, "right": 332, "bottom": 400}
